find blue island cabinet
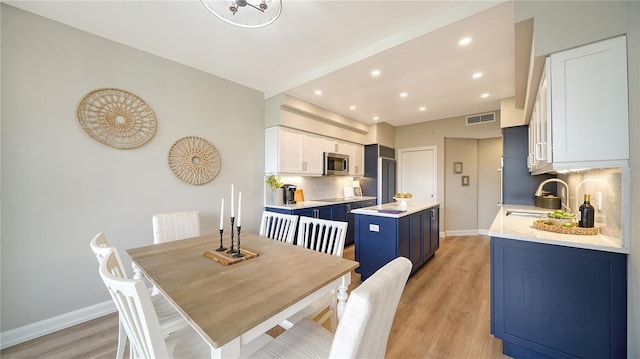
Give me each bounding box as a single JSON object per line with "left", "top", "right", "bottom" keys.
{"left": 355, "top": 206, "right": 439, "bottom": 280}
{"left": 490, "top": 237, "right": 627, "bottom": 359}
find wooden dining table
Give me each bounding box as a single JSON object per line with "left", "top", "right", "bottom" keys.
{"left": 126, "top": 232, "right": 359, "bottom": 359}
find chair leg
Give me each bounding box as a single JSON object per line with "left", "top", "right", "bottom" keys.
{"left": 116, "top": 320, "right": 127, "bottom": 359}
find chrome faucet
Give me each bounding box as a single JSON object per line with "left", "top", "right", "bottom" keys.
{"left": 535, "top": 178, "right": 572, "bottom": 213}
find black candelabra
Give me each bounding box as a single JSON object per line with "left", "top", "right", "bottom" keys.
{"left": 233, "top": 225, "right": 244, "bottom": 258}
{"left": 215, "top": 228, "right": 227, "bottom": 252}
{"left": 227, "top": 216, "right": 237, "bottom": 254}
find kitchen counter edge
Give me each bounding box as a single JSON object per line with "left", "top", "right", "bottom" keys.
{"left": 351, "top": 201, "right": 440, "bottom": 218}
{"left": 488, "top": 205, "right": 628, "bottom": 254}
{"left": 265, "top": 196, "right": 377, "bottom": 210}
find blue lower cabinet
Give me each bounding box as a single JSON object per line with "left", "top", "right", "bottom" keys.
{"left": 355, "top": 206, "right": 439, "bottom": 280}
{"left": 490, "top": 237, "right": 627, "bottom": 359}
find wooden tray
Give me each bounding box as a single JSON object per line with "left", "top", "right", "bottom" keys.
{"left": 204, "top": 247, "right": 259, "bottom": 266}
{"left": 533, "top": 220, "right": 599, "bottom": 235}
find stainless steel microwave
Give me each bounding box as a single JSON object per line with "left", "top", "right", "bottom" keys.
{"left": 324, "top": 152, "right": 349, "bottom": 176}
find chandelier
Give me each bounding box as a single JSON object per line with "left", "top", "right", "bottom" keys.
{"left": 200, "top": 0, "right": 282, "bottom": 29}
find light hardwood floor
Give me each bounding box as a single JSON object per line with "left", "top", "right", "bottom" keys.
{"left": 1, "top": 235, "right": 507, "bottom": 359}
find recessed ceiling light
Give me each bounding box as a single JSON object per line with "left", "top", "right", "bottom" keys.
{"left": 400, "top": 92, "right": 408, "bottom": 98}
{"left": 459, "top": 37, "right": 472, "bottom": 46}
{"left": 472, "top": 72, "right": 483, "bottom": 79}
{"left": 419, "top": 106, "right": 426, "bottom": 111}
{"left": 349, "top": 105, "right": 356, "bottom": 110}
{"left": 314, "top": 90, "right": 322, "bottom": 96}
{"left": 481, "top": 93, "right": 490, "bottom": 98}
{"left": 371, "top": 70, "right": 381, "bottom": 77}
{"left": 373, "top": 116, "right": 380, "bottom": 121}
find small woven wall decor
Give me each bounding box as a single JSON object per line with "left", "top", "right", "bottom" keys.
{"left": 168, "top": 136, "right": 221, "bottom": 185}
{"left": 77, "top": 88, "right": 157, "bottom": 149}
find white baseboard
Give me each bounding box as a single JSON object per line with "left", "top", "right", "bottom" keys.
{"left": 445, "top": 229, "right": 480, "bottom": 236}
{"left": 478, "top": 229, "right": 490, "bottom": 236}
{"left": 0, "top": 300, "right": 116, "bottom": 350}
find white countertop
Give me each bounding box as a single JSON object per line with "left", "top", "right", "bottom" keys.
{"left": 265, "top": 196, "right": 377, "bottom": 210}
{"left": 351, "top": 200, "right": 440, "bottom": 218}
{"left": 488, "top": 205, "right": 628, "bottom": 254}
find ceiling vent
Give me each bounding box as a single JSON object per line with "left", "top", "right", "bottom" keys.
{"left": 466, "top": 112, "right": 496, "bottom": 125}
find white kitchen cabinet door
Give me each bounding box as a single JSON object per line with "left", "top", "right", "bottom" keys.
{"left": 350, "top": 144, "right": 364, "bottom": 176}
{"left": 323, "top": 139, "right": 351, "bottom": 155}
{"left": 550, "top": 35, "right": 629, "bottom": 164}
{"left": 303, "top": 133, "right": 324, "bottom": 175}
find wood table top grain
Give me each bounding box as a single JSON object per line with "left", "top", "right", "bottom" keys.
{"left": 126, "top": 233, "right": 359, "bottom": 350}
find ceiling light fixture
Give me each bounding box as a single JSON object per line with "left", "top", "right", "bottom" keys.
{"left": 459, "top": 37, "right": 472, "bottom": 46}
{"left": 314, "top": 90, "right": 322, "bottom": 96}
{"left": 349, "top": 105, "right": 356, "bottom": 110}
{"left": 419, "top": 106, "right": 426, "bottom": 111}
{"left": 200, "top": 0, "right": 282, "bottom": 29}
{"left": 400, "top": 92, "right": 408, "bottom": 98}
{"left": 472, "top": 72, "right": 483, "bottom": 79}
{"left": 373, "top": 116, "right": 380, "bottom": 121}
{"left": 371, "top": 70, "right": 381, "bottom": 77}
{"left": 481, "top": 93, "right": 490, "bottom": 98}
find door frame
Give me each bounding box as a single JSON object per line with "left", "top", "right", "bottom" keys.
{"left": 397, "top": 146, "right": 438, "bottom": 201}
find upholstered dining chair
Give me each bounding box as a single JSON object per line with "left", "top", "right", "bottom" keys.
{"left": 152, "top": 210, "right": 202, "bottom": 244}
{"left": 98, "top": 250, "right": 211, "bottom": 359}
{"left": 90, "top": 233, "right": 187, "bottom": 359}
{"left": 250, "top": 256, "right": 412, "bottom": 359}
{"left": 283, "top": 217, "right": 349, "bottom": 331}
{"left": 259, "top": 211, "right": 299, "bottom": 244}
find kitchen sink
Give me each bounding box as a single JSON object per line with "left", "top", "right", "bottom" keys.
{"left": 505, "top": 210, "right": 544, "bottom": 218}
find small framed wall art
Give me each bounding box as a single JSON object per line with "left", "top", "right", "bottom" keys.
{"left": 462, "top": 175, "right": 470, "bottom": 186}
{"left": 454, "top": 162, "right": 463, "bottom": 174}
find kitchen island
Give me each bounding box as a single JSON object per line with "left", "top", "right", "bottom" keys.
{"left": 488, "top": 205, "right": 628, "bottom": 359}
{"left": 352, "top": 201, "right": 440, "bottom": 280}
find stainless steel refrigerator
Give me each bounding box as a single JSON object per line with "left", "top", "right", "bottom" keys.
{"left": 361, "top": 144, "right": 396, "bottom": 204}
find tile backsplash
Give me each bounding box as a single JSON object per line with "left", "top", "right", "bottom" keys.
{"left": 267, "top": 176, "right": 360, "bottom": 201}
{"left": 559, "top": 167, "right": 629, "bottom": 247}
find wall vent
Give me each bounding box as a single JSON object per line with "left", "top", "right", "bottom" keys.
{"left": 466, "top": 112, "right": 496, "bottom": 125}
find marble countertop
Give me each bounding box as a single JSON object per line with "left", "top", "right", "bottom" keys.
{"left": 265, "top": 196, "right": 377, "bottom": 210}
{"left": 351, "top": 200, "right": 440, "bottom": 218}
{"left": 488, "top": 205, "right": 628, "bottom": 254}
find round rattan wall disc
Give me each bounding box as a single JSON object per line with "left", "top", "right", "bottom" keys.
{"left": 77, "top": 88, "right": 157, "bottom": 149}
{"left": 168, "top": 136, "right": 221, "bottom": 185}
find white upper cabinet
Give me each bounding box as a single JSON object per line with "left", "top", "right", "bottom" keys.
{"left": 529, "top": 35, "right": 629, "bottom": 174}
{"left": 350, "top": 144, "right": 364, "bottom": 176}
{"left": 265, "top": 127, "right": 324, "bottom": 176}
{"left": 323, "top": 139, "right": 351, "bottom": 155}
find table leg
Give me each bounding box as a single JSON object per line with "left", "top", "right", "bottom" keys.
{"left": 210, "top": 337, "right": 240, "bottom": 359}
{"left": 336, "top": 273, "right": 351, "bottom": 320}
{"left": 132, "top": 262, "right": 143, "bottom": 280}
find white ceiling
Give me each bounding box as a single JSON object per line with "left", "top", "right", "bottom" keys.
{"left": 5, "top": 0, "right": 515, "bottom": 127}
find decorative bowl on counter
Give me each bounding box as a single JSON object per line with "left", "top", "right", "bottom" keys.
{"left": 393, "top": 197, "right": 411, "bottom": 207}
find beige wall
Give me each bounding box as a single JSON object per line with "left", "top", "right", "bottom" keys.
{"left": 395, "top": 113, "right": 502, "bottom": 234}
{"left": 1, "top": 5, "right": 265, "bottom": 333}
{"left": 515, "top": 1, "right": 628, "bottom": 58}
{"left": 478, "top": 138, "right": 503, "bottom": 230}
{"left": 444, "top": 138, "right": 479, "bottom": 234}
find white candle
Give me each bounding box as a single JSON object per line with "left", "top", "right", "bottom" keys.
{"left": 219, "top": 198, "right": 224, "bottom": 230}
{"left": 237, "top": 192, "right": 242, "bottom": 227}
{"left": 230, "top": 184, "right": 234, "bottom": 218}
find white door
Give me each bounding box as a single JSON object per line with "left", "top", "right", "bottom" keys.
{"left": 398, "top": 146, "right": 437, "bottom": 201}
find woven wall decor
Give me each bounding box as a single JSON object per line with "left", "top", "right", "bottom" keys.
{"left": 168, "top": 136, "right": 221, "bottom": 185}
{"left": 77, "top": 88, "right": 157, "bottom": 149}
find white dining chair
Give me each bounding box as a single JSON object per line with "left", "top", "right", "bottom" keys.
{"left": 285, "top": 217, "right": 348, "bottom": 331}
{"left": 259, "top": 211, "right": 299, "bottom": 244}
{"left": 90, "top": 233, "right": 187, "bottom": 359}
{"left": 295, "top": 216, "right": 348, "bottom": 257}
{"left": 152, "top": 210, "right": 201, "bottom": 244}
{"left": 98, "top": 250, "right": 211, "bottom": 359}
{"left": 250, "top": 256, "right": 412, "bottom": 359}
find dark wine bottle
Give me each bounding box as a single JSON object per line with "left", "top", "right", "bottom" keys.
{"left": 579, "top": 194, "right": 595, "bottom": 228}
